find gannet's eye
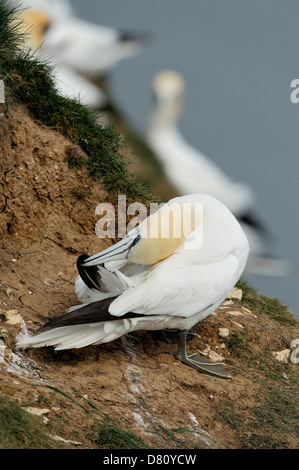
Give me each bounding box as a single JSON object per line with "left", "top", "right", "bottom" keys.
{"left": 130, "top": 234, "right": 141, "bottom": 249}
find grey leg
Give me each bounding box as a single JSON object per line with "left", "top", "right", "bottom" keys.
{"left": 175, "top": 330, "right": 231, "bottom": 379}
{"left": 161, "top": 324, "right": 198, "bottom": 344}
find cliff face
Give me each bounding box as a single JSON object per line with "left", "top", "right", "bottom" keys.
{"left": 0, "top": 105, "right": 298, "bottom": 450}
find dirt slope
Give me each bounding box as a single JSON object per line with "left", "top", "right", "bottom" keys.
{"left": 0, "top": 106, "right": 298, "bottom": 450}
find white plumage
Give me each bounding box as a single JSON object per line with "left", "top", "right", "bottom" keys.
{"left": 17, "top": 194, "right": 249, "bottom": 378}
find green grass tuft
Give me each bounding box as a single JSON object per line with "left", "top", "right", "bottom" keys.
{"left": 0, "top": 0, "right": 157, "bottom": 205}
{"left": 0, "top": 394, "right": 58, "bottom": 449}
{"left": 89, "top": 415, "right": 149, "bottom": 449}
{"left": 225, "top": 331, "right": 249, "bottom": 357}
{"left": 241, "top": 387, "right": 299, "bottom": 449}
{"left": 215, "top": 401, "right": 241, "bottom": 430}
{"left": 236, "top": 280, "right": 296, "bottom": 325}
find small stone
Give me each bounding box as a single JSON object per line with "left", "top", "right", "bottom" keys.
{"left": 242, "top": 307, "right": 253, "bottom": 315}
{"left": 51, "top": 435, "right": 82, "bottom": 446}
{"left": 227, "top": 310, "right": 244, "bottom": 317}
{"left": 25, "top": 159, "right": 35, "bottom": 170}
{"left": 4, "top": 287, "right": 12, "bottom": 298}
{"left": 208, "top": 350, "right": 225, "bottom": 362}
{"left": 4, "top": 348, "right": 13, "bottom": 362}
{"left": 273, "top": 349, "right": 291, "bottom": 363}
{"left": 218, "top": 328, "right": 230, "bottom": 338}
{"left": 221, "top": 299, "right": 234, "bottom": 306}
{"left": 25, "top": 407, "right": 50, "bottom": 424}
{"left": 290, "top": 350, "right": 299, "bottom": 364}
{"left": 0, "top": 327, "right": 8, "bottom": 339}
{"left": 290, "top": 339, "right": 299, "bottom": 364}
{"left": 230, "top": 320, "right": 244, "bottom": 329}
{"left": 227, "top": 287, "right": 243, "bottom": 301}
{"left": 26, "top": 407, "right": 50, "bottom": 415}
{"left": 5, "top": 309, "right": 24, "bottom": 325}
{"left": 290, "top": 338, "right": 299, "bottom": 350}
{"left": 43, "top": 278, "right": 55, "bottom": 286}
{"left": 198, "top": 345, "right": 210, "bottom": 356}
{"left": 282, "top": 372, "right": 289, "bottom": 380}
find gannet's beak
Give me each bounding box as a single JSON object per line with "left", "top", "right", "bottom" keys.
{"left": 82, "top": 232, "right": 140, "bottom": 266}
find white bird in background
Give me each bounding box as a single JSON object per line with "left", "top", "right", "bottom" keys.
{"left": 146, "top": 70, "right": 293, "bottom": 277}
{"left": 16, "top": 0, "right": 149, "bottom": 108}
{"left": 17, "top": 194, "right": 249, "bottom": 379}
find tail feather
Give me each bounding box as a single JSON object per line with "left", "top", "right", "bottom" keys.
{"left": 16, "top": 297, "right": 149, "bottom": 350}
{"left": 17, "top": 320, "right": 136, "bottom": 350}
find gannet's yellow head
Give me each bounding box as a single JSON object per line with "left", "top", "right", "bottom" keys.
{"left": 18, "top": 10, "right": 50, "bottom": 50}
{"left": 150, "top": 70, "right": 185, "bottom": 127}
{"left": 127, "top": 199, "right": 201, "bottom": 265}
{"left": 83, "top": 196, "right": 204, "bottom": 268}
{"left": 152, "top": 70, "right": 185, "bottom": 101}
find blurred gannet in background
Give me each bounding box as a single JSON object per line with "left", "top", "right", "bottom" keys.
{"left": 146, "top": 70, "right": 293, "bottom": 277}
{"left": 17, "top": 194, "right": 249, "bottom": 379}
{"left": 16, "top": 0, "right": 149, "bottom": 108}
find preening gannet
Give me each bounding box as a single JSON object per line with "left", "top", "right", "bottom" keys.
{"left": 17, "top": 194, "right": 249, "bottom": 379}
{"left": 146, "top": 70, "right": 293, "bottom": 277}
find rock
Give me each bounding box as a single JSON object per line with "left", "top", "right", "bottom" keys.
{"left": 290, "top": 338, "right": 299, "bottom": 350}
{"left": 230, "top": 320, "right": 244, "bottom": 329}
{"left": 25, "top": 158, "right": 35, "bottom": 170}
{"left": 0, "top": 327, "right": 8, "bottom": 339}
{"left": 4, "top": 309, "right": 24, "bottom": 325}
{"left": 227, "top": 287, "right": 243, "bottom": 301}
{"left": 43, "top": 277, "right": 56, "bottom": 286}
{"left": 218, "top": 328, "right": 230, "bottom": 338}
{"left": 290, "top": 339, "right": 299, "bottom": 364}
{"left": 4, "top": 287, "right": 12, "bottom": 298}
{"left": 273, "top": 349, "right": 291, "bottom": 363}
{"left": 25, "top": 407, "right": 50, "bottom": 424}
{"left": 25, "top": 407, "right": 50, "bottom": 416}
{"left": 227, "top": 310, "right": 244, "bottom": 317}
{"left": 220, "top": 299, "right": 234, "bottom": 307}
{"left": 208, "top": 350, "right": 225, "bottom": 362}
{"left": 4, "top": 348, "right": 13, "bottom": 362}
{"left": 198, "top": 345, "right": 210, "bottom": 356}
{"left": 51, "top": 435, "right": 82, "bottom": 446}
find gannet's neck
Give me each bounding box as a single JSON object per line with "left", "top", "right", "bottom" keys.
{"left": 147, "top": 94, "right": 183, "bottom": 132}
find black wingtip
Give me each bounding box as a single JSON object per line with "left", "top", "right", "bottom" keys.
{"left": 77, "top": 253, "right": 90, "bottom": 268}
{"left": 76, "top": 253, "right": 102, "bottom": 291}
{"left": 239, "top": 212, "right": 272, "bottom": 239}
{"left": 118, "top": 31, "right": 152, "bottom": 45}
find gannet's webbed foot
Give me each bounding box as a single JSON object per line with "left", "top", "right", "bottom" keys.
{"left": 175, "top": 330, "right": 231, "bottom": 379}
{"left": 161, "top": 325, "right": 198, "bottom": 344}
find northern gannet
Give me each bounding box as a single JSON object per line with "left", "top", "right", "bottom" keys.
{"left": 18, "top": 0, "right": 149, "bottom": 75}
{"left": 16, "top": 0, "right": 148, "bottom": 107}
{"left": 17, "top": 194, "right": 249, "bottom": 379}
{"left": 146, "top": 70, "right": 293, "bottom": 277}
